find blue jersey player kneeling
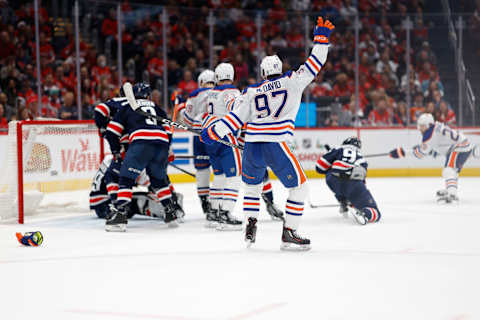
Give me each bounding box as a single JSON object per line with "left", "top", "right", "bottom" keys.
{"left": 315, "top": 137, "right": 381, "bottom": 225}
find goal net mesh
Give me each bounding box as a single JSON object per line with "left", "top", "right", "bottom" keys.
{"left": 0, "top": 121, "right": 103, "bottom": 223}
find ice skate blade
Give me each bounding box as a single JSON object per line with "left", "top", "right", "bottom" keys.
{"left": 245, "top": 239, "right": 254, "bottom": 248}
{"left": 167, "top": 220, "right": 179, "bottom": 228}
{"left": 204, "top": 221, "right": 219, "bottom": 229}
{"left": 351, "top": 212, "right": 367, "bottom": 225}
{"left": 105, "top": 224, "right": 127, "bottom": 232}
{"left": 216, "top": 223, "right": 242, "bottom": 231}
{"left": 280, "top": 242, "right": 311, "bottom": 251}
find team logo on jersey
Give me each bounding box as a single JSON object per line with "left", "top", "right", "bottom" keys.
{"left": 287, "top": 174, "right": 293, "bottom": 180}
{"left": 230, "top": 167, "right": 235, "bottom": 174}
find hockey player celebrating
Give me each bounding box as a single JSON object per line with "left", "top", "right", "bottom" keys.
{"left": 104, "top": 83, "right": 178, "bottom": 231}
{"left": 201, "top": 17, "right": 335, "bottom": 250}
{"left": 202, "top": 63, "right": 243, "bottom": 230}
{"left": 179, "top": 69, "right": 216, "bottom": 215}
{"left": 389, "top": 113, "right": 476, "bottom": 203}
{"left": 315, "top": 137, "right": 381, "bottom": 225}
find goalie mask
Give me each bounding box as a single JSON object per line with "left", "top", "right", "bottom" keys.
{"left": 260, "top": 55, "right": 283, "bottom": 79}
{"left": 215, "top": 63, "right": 234, "bottom": 82}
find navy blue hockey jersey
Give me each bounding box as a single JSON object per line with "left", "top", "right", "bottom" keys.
{"left": 94, "top": 97, "right": 129, "bottom": 130}
{"left": 316, "top": 146, "right": 367, "bottom": 178}
{"left": 105, "top": 99, "right": 172, "bottom": 153}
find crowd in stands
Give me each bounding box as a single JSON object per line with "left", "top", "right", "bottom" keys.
{"left": 0, "top": 0, "right": 471, "bottom": 129}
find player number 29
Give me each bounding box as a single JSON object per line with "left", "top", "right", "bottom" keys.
{"left": 254, "top": 90, "right": 288, "bottom": 119}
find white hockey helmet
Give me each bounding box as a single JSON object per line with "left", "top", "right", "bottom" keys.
{"left": 214, "top": 63, "right": 234, "bottom": 82}
{"left": 417, "top": 113, "right": 434, "bottom": 131}
{"left": 197, "top": 69, "right": 215, "bottom": 87}
{"left": 260, "top": 55, "right": 283, "bottom": 79}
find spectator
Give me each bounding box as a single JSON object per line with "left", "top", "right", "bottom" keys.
{"left": 393, "top": 101, "right": 408, "bottom": 126}
{"left": 91, "top": 55, "right": 111, "bottom": 85}
{"left": 376, "top": 50, "right": 398, "bottom": 74}
{"left": 410, "top": 93, "right": 425, "bottom": 123}
{"left": 0, "top": 103, "right": 7, "bottom": 127}
{"left": 0, "top": 92, "right": 12, "bottom": 120}
{"left": 16, "top": 106, "right": 34, "bottom": 121}
{"left": 233, "top": 53, "right": 248, "bottom": 83}
{"left": 368, "top": 97, "right": 392, "bottom": 126}
{"left": 177, "top": 70, "right": 198, "bottom": 96}
{"left": 101, "top": 8, "right": 117, "bottom": 38}
{"left": 437, "top": 100, "right": 456, "bottom": 125}
{"left": 58, "top": 91, "right": 77, "bottom": 120}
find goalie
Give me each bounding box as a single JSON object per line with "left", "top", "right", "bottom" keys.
{"left": 89, "top": 154, "right": 184, "bottom": 221}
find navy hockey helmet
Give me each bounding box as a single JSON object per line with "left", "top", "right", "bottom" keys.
{"left": 132, "top": 83, "right": 151, "bottom": 99}
{"left": 342, "top": 136, "right": 362, "bottom": 149}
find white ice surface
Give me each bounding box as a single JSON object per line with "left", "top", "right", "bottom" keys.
{"left": 1, "top": 177, "right": 480, "bottom": 320}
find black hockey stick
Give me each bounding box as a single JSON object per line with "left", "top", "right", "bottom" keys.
{"left": 174, "top": 155, "right": 210, "bottom": 160}
{"left": 168, "top": 163, "right": 196, "bottom": 177}
{"left": 123, "top": 82, "right": 243, "bottom": 151}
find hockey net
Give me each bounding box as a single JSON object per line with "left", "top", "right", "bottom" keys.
{"left": 0, "top": 120, "right": 104, "bottom": 223}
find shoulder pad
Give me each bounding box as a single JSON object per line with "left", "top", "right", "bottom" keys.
{"left": 188, "top": 87, "right": 210, "bottom": 98}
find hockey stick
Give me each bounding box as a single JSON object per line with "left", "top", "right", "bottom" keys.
{"left": 363, "top": 152, "right": 390, "bottom": 158}
{"left": 309, "top": 203, "right": 340, "bottom": 209}
{"left": 123, "top": 82, "right": 242, "bottom": 151}
{"left": 168, "top": 163, "right": 196, "bottom": 177}
{"left": 174, "top": 155, "right": 210, "bottom": 160}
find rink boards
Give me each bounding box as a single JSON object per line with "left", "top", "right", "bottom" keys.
{"left": 0, "top": 127, "right": 479, "bottom": 191}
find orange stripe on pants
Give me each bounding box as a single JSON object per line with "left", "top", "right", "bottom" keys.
{"left": 281, "top": 142, "right": 306, "bottom": 184}
{"left": 448, "top": 152, "right": 458, "bottom": 168}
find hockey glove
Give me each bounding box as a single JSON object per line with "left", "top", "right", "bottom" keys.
{"left": 200, "top": 125, "right": 220, "bottom": 145}
{"left": 389, "top": 147, "right": 405, "bottom": 159}
{"left": 111, "top": 151, "right": 123, "bottom": 174}
{"left": 314, "top": 17, "right": 335, "bottom": 44}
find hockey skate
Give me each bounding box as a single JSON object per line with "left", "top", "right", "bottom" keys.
{"left": 436, "top": 190, "right": 459, "bottom": 204}
{"left": 163, "top": 202, "right": 179, "bottom": 228}
{"left": 351, "top": 209, "right": 367, "bottom": 225}
{"left": 262, "top": 194, "right": 284, "bottom": 221}
{"left": 339, "top": 200, "right": 349, "bottom": 219}
{"left": 105, "top": 204, "right": 128, "bottom": 232}
{"left": 216, "top": 209, "right": 242, "bottom": 231}
{"left": 200, "top": 195, "right": 211, "bottom": 216}
{"left": 245, "top": 217, "right": 257, "bottom": 248}
{"left": 173, "top": 192, "right": 185, "bottom": 223}
{"left": 280, "top": 226, "right": 311, "bottom": 251}
{"left": 205, "top": 208, "right": 220, "bottom": 228}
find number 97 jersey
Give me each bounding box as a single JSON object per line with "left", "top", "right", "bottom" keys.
{"left": 227, "top": 69, "right": 315, "bottom": 143}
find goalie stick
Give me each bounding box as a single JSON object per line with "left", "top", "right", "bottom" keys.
{"left": 122, "top": 82, "right": 243, "bottom": 150}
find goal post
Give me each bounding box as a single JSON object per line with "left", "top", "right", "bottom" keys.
{"left": 0, "top": 120, "right": 105, "bottom": 224}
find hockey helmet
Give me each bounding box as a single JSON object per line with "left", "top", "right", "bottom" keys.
{"left": 215, "top": 63, "right": 234, "bottom": 82}
{"left": 342, "top": 136, "right": 362, "bottom": 149}
{"left": 260, "top": 55, "right": 283, "bottom": 79}
{"left": 198, "top": 69, "right": 215, "bottom": 87}
{"left": 417, "top": 113, "right": 434, "bottom": 131}
{"left": 132, "top": 83, "right": 152, "bottom": 99}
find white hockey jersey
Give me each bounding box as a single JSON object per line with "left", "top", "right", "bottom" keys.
{"left": 214, "top": 44, "right": 328, "bottom": 142}
{"left": 415, "top": 121, "right": 472, "bottom": 158}
{"left": 182, "top": 87, "right": 211, "bottom": 130}
{"left": 203, "top": 84, "right": 241, "bottom": 128}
